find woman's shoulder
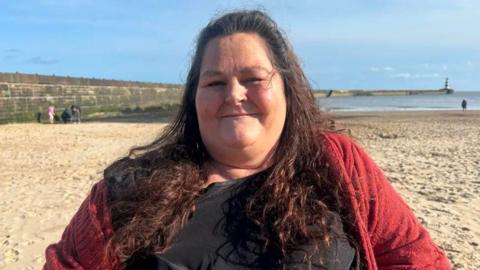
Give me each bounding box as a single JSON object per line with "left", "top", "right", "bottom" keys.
{"left": 318, "top": 131, "right": 362, "bottom": 162}
{"left": 318, "top": 131, "right": 382, "bottom": 191}
{"left": 320, "top": 131, "right": 353, "bottom": 146}
{"left": 103, "top": 156, "right": 154, "bottom": 200}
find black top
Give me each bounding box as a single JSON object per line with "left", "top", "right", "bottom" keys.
{"left": 129, "top": 174, "right": 355, "bottom": 270}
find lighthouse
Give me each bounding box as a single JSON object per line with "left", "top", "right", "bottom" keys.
{"left": 442, "top": 78, "right": 454, "bottom": 94}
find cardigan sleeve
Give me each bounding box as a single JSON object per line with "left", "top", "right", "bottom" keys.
{"left": 324, "top": 132, "right": 452, "bottom": 270}
{"left": 43, "top": 180, "right": 115, "bottom": 270}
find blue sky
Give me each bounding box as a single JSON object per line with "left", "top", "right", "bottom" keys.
{"left": 1, "top": 0, "right": 478, "bottom": 91}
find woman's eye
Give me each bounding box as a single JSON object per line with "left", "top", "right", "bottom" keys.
{"left": 206, "top": 81, "right": 225, "bottom": 88}
{"left": 245, "top": 77, "right": 263, "bottom": 84}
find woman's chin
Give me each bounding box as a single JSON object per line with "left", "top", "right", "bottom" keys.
{"left": 221, "top": 133, "right": 257, "bottom": 149}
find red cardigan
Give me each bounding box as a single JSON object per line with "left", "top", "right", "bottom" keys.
{"left": 44, "top": 133, "right": 452, "bottom": 269}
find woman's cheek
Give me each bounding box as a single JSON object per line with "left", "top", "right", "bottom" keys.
{"left": 197, "top": 90, "right": 222, "bottom": 116}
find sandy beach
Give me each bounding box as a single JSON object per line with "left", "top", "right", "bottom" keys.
{"left": 0, "top": 110, "right": 479, "bottom": 269}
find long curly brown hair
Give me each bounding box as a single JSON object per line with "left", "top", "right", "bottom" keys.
{"left": 104, "top": 10, "right": 363, "bottom": 269}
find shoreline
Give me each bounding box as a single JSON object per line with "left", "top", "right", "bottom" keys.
{"left": 313, "top": 88, "right": 453, "bottom": 97}
{"left": 326, "top": 108, "right": 480, "bottom": 112}
{"left": 329, "top": 109, "right": 480, "bottom": 120}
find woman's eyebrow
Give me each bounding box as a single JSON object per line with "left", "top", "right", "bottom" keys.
{"left": 199, "top": 70, "right": 223, "bottom": 78}
{"left": 239, "top": 66, "right": 271, "bottom": 74}
{"left": 200, "top": 66, "right": 272, "bottom": 78}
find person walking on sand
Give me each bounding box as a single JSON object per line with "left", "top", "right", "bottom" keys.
{"left": 61, "top": 107, "right": 73, "bottom": 123}
{"left": 47, "top": 104, "right": 55, "bottom": 124}
{"left": 36, "top": 112, "right": 42, "bottom": 123}
{"left": 71, "top": 104, "right": 81, "bottom": 123}
{"left": 462, "top": 99, "right": 467, "bottom": 111}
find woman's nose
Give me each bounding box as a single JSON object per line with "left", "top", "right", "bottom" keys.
{"left": 225, "top": 79, "right": 247, "bottom": 104}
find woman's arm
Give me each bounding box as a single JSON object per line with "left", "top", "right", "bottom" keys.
{"left": 44, "top": 180, "right": 115, "bottom": 270}
{"left": 324, "top": 133, "right": 452, "bottom": 269}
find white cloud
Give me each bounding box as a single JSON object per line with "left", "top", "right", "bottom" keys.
{"left": 384, "top": 66, "right": 395, "bottom": 72}
{"left": 5, "top": 49, "right": 20, "bottom": 53}
{"left": 369, "top": 66, "right": 395, "bottom": 72}
{"left": 420, "top": 63, "right": 452, "bottom": 72}
{"left": 415, "top": 73, "right": 440, "bottom": 78}
{"left": 391, "top": 72, "right": 440, "bottom": 79}
{"left": 26, "top": 56, "right": 58, "bottom": 65}
{"left": 422, "top": 63, "right": 430, "bottom": 69}
{"left": 392, "top": 73, "right": 411, "bottom": 79}
{"left": 3, "top": 48, "right": 20, "bottom": 61}
{"left": 467, "top": 61, "right": 473, "bottom": 66}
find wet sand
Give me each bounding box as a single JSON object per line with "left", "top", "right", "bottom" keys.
{"left": 0, "top": 110, "right": 479, "bottom": 269}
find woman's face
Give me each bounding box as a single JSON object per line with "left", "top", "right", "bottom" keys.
{"left": 196, "top": 33, "right": 287, "bottom": 161}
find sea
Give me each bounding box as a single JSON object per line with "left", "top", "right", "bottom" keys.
{"left": 317, "top": 91, "right": 480, "bottom": 112}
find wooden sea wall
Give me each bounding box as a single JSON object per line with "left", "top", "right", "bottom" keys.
{"left": 0, "top": 82, "right": 183, "bottom": 123}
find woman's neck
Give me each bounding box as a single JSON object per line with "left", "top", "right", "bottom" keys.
{"left": 204, "top": 158, "right": 271, "bottom": 187}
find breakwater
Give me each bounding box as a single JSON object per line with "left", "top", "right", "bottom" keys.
{"left": 0, "top": 73, "right": 183, "bottom": 123}
{"left": 314, "top": 88, "right": 453, "bottom": 97}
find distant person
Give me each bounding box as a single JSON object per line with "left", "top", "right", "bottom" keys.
{"left": 47, "top": 104, "right": 55, "bottom": 124}
{"left": 61, "top": 107, "right": 72, "bottom": 123}
{"left": 461, "top": 99, "right": 467, "bottom": 111}
{"left": 71, "top": 104, "right": 81, "bottom": 123}
{"left": 36, "top": 112, "right": 42, "bottom": 123}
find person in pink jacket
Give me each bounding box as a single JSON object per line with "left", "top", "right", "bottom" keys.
{"left": 45, "top": 10, "right": 451, "bottom": 270}
{"left": 47, "top": 104, "right": 55, "bottom": 124}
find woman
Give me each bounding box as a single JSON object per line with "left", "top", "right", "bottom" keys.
{"left": 44, "top": 10, "right": 451, "bottom": 269}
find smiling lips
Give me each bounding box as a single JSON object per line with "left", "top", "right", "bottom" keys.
{"left": 221, "top": 113, "right": 259, "bottom": 118}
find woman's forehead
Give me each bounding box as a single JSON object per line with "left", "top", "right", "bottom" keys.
{"left": 199, "top": 33, "right": 273, "bottom": 75}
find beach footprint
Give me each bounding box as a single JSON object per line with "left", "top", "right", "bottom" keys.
{"left": 3, "top": 247, "right": 20, "bottom": 263}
